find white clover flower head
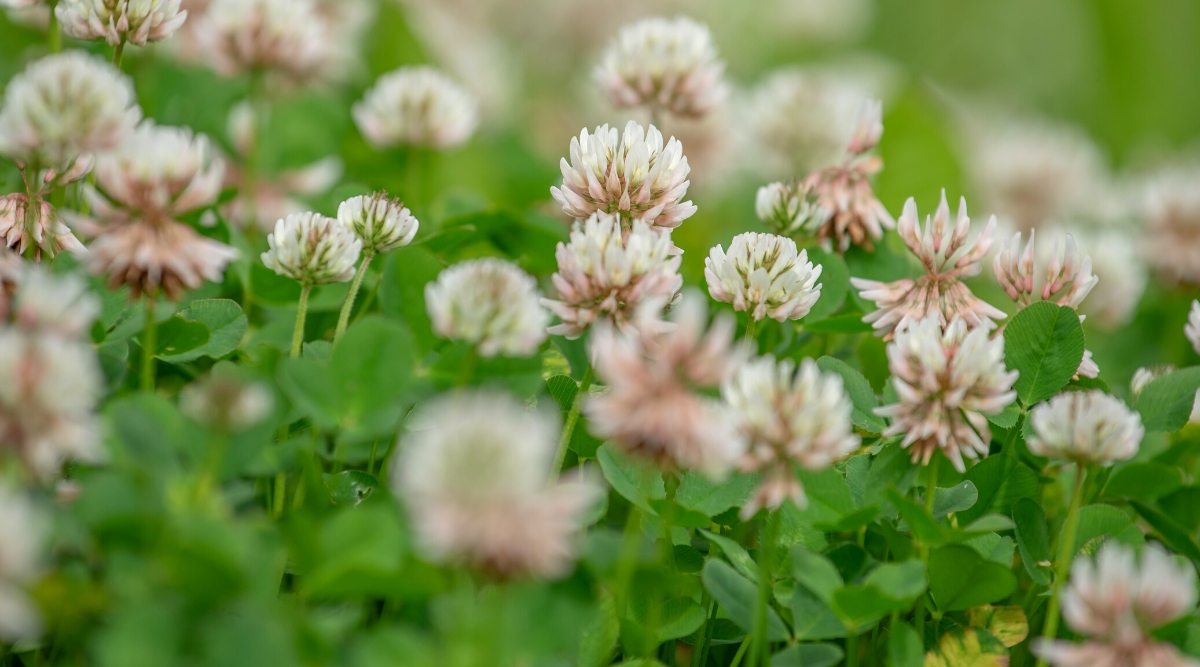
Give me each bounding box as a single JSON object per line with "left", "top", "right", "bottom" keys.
{"left": 425, "top": 258, "right": 548, "bottom": 358}
{"left": 0, "top": 194, "right": 84, "bottom": 260}
{"left": 1074, "top": 226, "right": 1147, "bottom": 330}
{"left": 1187, "top": 301, "right": 1200, "bottom": 355}
{"left": 0, "top": 483, "right": 44, "bottom": 641}
{"left": 587, "top": 290, "right": 747, "bottom": 477}
{"left": 394, "top": 390, "right": 602, "bottom": 579}
{"left": 11, "top": 268, "right": 100, "bottom": 338}
{"left": 1026, "top": 390, "right": 1142, "bottom": 465}
{"left": 594, "top": 16, "right": 727, "bottom": 119}
{"left": 353, "top": 66, "right": 479, "bottom": 150}
{"left": 1034, "top": 543, "right": 1200, "bottom": 667}
{"left": 542, "top": 212, "right": 682, "bottom": 340}
{"left": 1142, "top": 165, "right": 1200, "bottom": 285}
{"left": 261, "top": 212, "right": 362, "bottom": 286}
{"left": 0, "top": 51, "right": 141, "bottom": 169}
{"left": 755, "top": 181, "right": 810, "bottom": 236}
{"left": 994, "top": 230, "right": 1099, "bottom": 309}
{"left": 852, "top": 192, "right": 1006, "bottom": 340}
{"left": 179, "top": 364, "right": 274, "bottom": 432}
{"left": 723, "top": 356, "right": 859, "bottom": 518}
{"left": 336, "top": 192, "right": 419, "bottom": 255}
{"left": 0, "top": 0, "right": 47, "bottom": 7}
{"left": 194, "top": 0, "right": 330, "bottom": 85}
{"left": 57, "top": 0, "right": 188, "bottom": 46}
{"left": 551, "top": 121, "right": 696, "bottom": 231}
{"left": 876, "top": 316, "right": 1018, "bottom": 473}
{"left": 705, "top": 232, "right": 823, "bottom": 323}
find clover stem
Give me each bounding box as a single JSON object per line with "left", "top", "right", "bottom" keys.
{"left": 335, "top": 251, "right": 375, "bottom": 343}
{"left": 914, "top": 452, "right": 942, "bottom": 646}
{"left": 48, "top": 1, "right": 61, "bottom": 52}
{"left": 112, "top": 41, "right": 125, "bottom": 68}
{"left": 551, "top": 363, "right": 594, "bottom": 477}
{"left": 750, "top": 508, "right": 780, "bottom": 667}
{"left": 1035, "top": 464, "right": 1088, "bottom": 667}
{"left": 290, "top": 283, "right": 312, "bottom": 358}
{"left": 140, "top": 295, "right": 157, "bottom": 392}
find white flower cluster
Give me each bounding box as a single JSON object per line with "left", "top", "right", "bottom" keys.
{"left": 425, "top": 258, "right": 548, "bottom": 358}
{"left": 261, "top": 212, "right": 362, "bottom": 286}
{"left": 337, "top": 193, "right": 419, "bottom": 255}
{"left": 193, "top": 0, "right": 330, "bottom": 85}
{"left": 354, "top": 66, "right": 480, "bottom": 150}
{"left": 57, "top": 0, "right": 188, "bottom": 46}
{"left": 705, "top": 232, "right": 823, "bottom": 323}
{"left": 0, "top": 484, "right": 44, "bottom": 641}
{"left": 1026, "top": 391, "right": 1143, "bottom": 465}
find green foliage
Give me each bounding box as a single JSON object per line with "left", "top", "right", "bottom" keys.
{"left": 1004, "top": 302, "right": 1086, "bottom": 406}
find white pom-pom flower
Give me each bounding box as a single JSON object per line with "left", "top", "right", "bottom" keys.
{"left": 1026, "top": 390, "right": 1143, "bottom": 466}
{"left": 11, "top": 267, "right": 100, "bottom": 338}
{"left": 194, "top": 0, "right": 330, "bottom": 85}
{"left": 755, "top": 181, "right": 810, "bottom": 237}
{"left": 179, "top": 364, "right": 274, "bottom": 432}
{"left": 705, "top": 232, "right": 823, "bottom": 323}
{"left": 261, "top": 212, "right": 362, "bottom": 286}
{"left": 336, "top": 192, "right": 419, "bottom": 255}
{"left": 1073, "top": 226, "right": 1147, "bottom": 330}
{"left": 353, "top": 66, "right": 479, "bottom": 150}
{"left": 56, "top": 0, "right": 188, "bottom": 46}
{"left": 425, "top": 258, "right": 548, "bottom": 358}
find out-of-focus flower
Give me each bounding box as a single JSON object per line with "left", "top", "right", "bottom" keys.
{"left": 852, "top": 193, "right": 1005, "bottom": 340}
{"left": 704, "top": 232, "right": 823, "bottom": 323}
{"left": 56, "top": 0, "right": 188, "bottom": 46}
{"left": 1130, "top": 365, "right": 1172, "bottom": 399}
{"left": 394, "top": 390, "right": 602, "bottom": 579}
{"left": 1188, "top": 301, "right": 1200, "bottom": 355}
{"left": 353, "top": 66, "right": 479, "bottom": 150}
{"left": 337, "top": 192, "right": 419, "bottom": 255}
{"left": 541, "top": 212, "right": 682, "bottom": 339}
{"left": 755, "top": 181, "right": 811, "bottom": 236}
{"left": 0, "top": 0, "right": 46, "bottom": 7}
{"left": 311, "top": 0, "right": 375, "bottom": 84}
{"left": 876, "top": 316, "right": 1018, "bottom": 473}
{"left": 261, "top": 212, "right": 361, "bottom": 286}
{"left": 11, "top": 268, "right": 99, "bottom": 338}
{"left": 425, "top": 258, "right": 548, "bottom": 358}
{"left": 74, "top": 122, "right": 236, "bottom": 299}
{"left": 1034, "top": 543, "right": 1199, "bottom": 667}
{"left": 180, "top": 364, "right": 274, "bottom": 432}
{"left": 1142, "top": 165, "right": 1200, "bottom": 285}
{"left": 0, "top": 51, "right": 140, "bottom": 170}
{"left": 594, "top": 16, "right": 726, "bottom": 120}
{"left": 587, "top": 291, "right": 746, "bottom": 477}
{"left": 551, "top": 121, "right": 696, "bottom": 231}
{"left": 0, "top": 484, "right": 44, "bottom": 641}
{"left": 193, "top": 0, "right": 330, "bottom": 86}
{"left": 0, "top": 194, "right": 84, "bottom": 259}
{"left": 723, "top": 356, "right": 859, "bottom": 518}
{"left": 1027, "top": 390, "right": 1142, "bottom": 465}
{"left": 1072, "top": 226, "right": 1147, "bottom": 330}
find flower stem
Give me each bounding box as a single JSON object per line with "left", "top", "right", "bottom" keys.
{"left": 914, "top": 452, "right": 942, "bottom": 647}
{"left": 48, "top": 0, "right": 61, "bottom": 52}
{"left": 552, "top": 363, "right": 594, "bottom": 477}
{"left": 140, "top": 295, "right": 157, "bottom": 393}
{"left": 1035, "top": 464, "right": 1088, "bottom": 667}
{"left": 691, "top": 591, "right": 717, "bottom": 667}
{"left": 334, "top": 250, "right": 374, "bottom": 343}
{"left": 750, "top": 509, "right": 780, "bottom": 667}
{"left": 112, "top": 41, "right": 125, "bottom": 68}
{"left": 290, "top": 283, "right": 312, "bottom": 359}
{"left": 846, "top": 631, "right": 859, "bottom": 667}
{"left": 743, "top": 316, "right": 758, "bottom": 353}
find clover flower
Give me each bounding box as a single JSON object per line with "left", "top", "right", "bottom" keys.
{"left": 394, "top": 390, "right": 602, "bottom": 579}
{"left": 594, "top": 16, "right": 726, "bottom": 119}
{"left": 1140, "top": 165, "right": 1200, "bottom": 285}
{"left": 337, "top": 192, "right": 419, "bottom": 255}
{"left": 11, "top": 268, "right": 100, "bottom": 338}
{"left": 179, "top": 364, "right": 274, "bottom": 432}
{"left": 722, "top": 356, "right": 859, "bottom": 518}
{"left": 1189, "top": 301, "right": 1200, "bottom": 355}
{"left": 75, "top": 122, "right": 236, "bottom": 299}
{"left": 0, "top": 51, "right": 140, "bottom": 170}
{"left": 587, "top": 291, "right": 746, "bottom": 477}
{"left": 705, "top": 232, "right": 823, "bottom": 323}
{"left": 425, "top": 258, "right": 548, "bottom": 358}
{"left": 0, "top": 484, "right": 44, "bottom": 641}
{"left": 1073, "top": 226, "right": 1147, "bottom": 330}
{"left": 193, "top": 0, "right": 330, "bottom": 86}
{"left": 0, "top": 193, "right": 84, "bottom": 260}
{"left": 551, "top": 121, "right": 696, "bottom": 231}
{"left": 1026, "top": 391, "right": 1143, "bottom": 466}
{"left": 755, "top": 181, "right": 811, "bottom": 236}
{"left": 876, "top": 316, "right": 1018, "bottom": 472}
{"left": 1034, "top": 543, "right": 1199, "bottom": 667}
{"left": 261, "top": 212, "right": 361, "bottom": 286}
{"left": 353, "top": 66, "right": 479, "bottom": 150}
{"left": 57, "top": 0, "right": 188, "bottom": 46}
{"left": 542, "top": 212, "right": 682, "bottom": 339}
{"left": 852, "top": 193, "right": 1005, "bottom": 340}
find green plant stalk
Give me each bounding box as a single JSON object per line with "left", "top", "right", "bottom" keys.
{"left": 691, "top": 591, "right": 717, "bottom": 667}
{"left": 112, "top": 40, "right": 125, "bottom": 68}
{"left": 914, "top": 452, "right": 942, "bottom": 647}
{"left": 750, "top": 509, "right": 780, "bottom": 667}
{"left": 743, "top": 316, "right": 759, "bottom": 354}
{"left": 335, "top": 250, "right": 375, "bottom": 342}
{"left": 48, "top": 0, "right": 61, "bottom": 52}
{"left": 456, "top": 347, "right": 478, "bottom": 387}
{"left": 140, "top": 296, "right": 157, "bottom": 392}
{"left": 1035, "top": 464, "right": 1088, "bottom": 667}
{"left": 728, "top": 635, "right": 751, "bottom": 667}
{"left": 552, "top": 364, "right": 594, "bottom": 477}
{"left": 614, "top": 506, "right": 643, "bottom": 615}
{"left": 272, "top": 471, "right": 286, "bottom": 518}
{"left": 290, "top": 283, "right": 312, "bottom": 358}
{"left": 195, "top": 432, "right": 230, "bottom": 502}
{"left": 846, "top": 631, "right": 859, "bottom": 667}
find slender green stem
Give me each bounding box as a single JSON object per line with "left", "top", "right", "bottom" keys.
{"left": 743, "top": 317, "right": 759, "bottom": 354}
{"left": 614, "top": 506, "right": 643, "bottom": 614}
{"left": 242, "top": 78, "right": 270, "bottom": 233}
{"left": 728, "top": 635, "right": 751, "bottom": 667}
{"left": 1035, "top": 465, "right": 1088, "bottom": 667}
{"left": 367, "top": 438, "right": 380, "bottom": 476}
{"left": 914, "top": 453, "right": 942, "bottom": 647}
{"left": 272, "top": 471, "right": 286, "bottom": 518}
{"left": 750, "top": 509, "right": 780, "bottom": 667}
{"left": 691, "top": 592, "right": 716, "bottom": 667}
{"left": 846, "top": 631, "right": 859, "bottom": 667}
{"left": 335, "top": 251, "right": 374, "bottom": 343}
{"left": 112, "top": 40, "right": 125, "bottom": 68}
{"left": 456, "top": 347, "right": 478, "bottom": 387}
{"left": 48, "top": 0, "right": 61, "bottom": 52}
{"left": 140, "top": 296, "right": 158, "bottom": 392}
{"left": 552, "top": 364, "right": 594, "bottom": 477}
{"left": 290, "top": 284, "right": 312, "bottom": 358}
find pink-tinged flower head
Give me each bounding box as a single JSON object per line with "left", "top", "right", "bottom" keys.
{"left": 194, "top": 0, "right": 330, "bottom": 86}
{"left": 1026, "top": 390, "right": 1142, "bottom": 465}
{"left": 876, "top": 316, "right": 1018, "bottom": 472}
{"left": 395, "top": 390, "right": 602, "bottom": 579}
{"left": 594, "top": 16, "right": 727, "bottom": 120}
{"left": 75, "top": 122, "right": 236, "bottom": 299}
{"left": 353, "top": 66, "right": 479, "bottom": 150}
{"left": 1034, "top": 543, "right": 1199, "bottom": 667}
{"left": 0, "top": 194, "right": 84, "bottom": 260}
{"left": 542, "top": 212, "right": 682, "bottom": 340}
{"left": 551, "top": 121, "right": 696, "bottom": 231}
{"left": 723, "top": 356, "right": 859, "bottom": 518}
{"left": 56, "top": 0, "right": 188, "bottom": 46}
{"left": 1187, "top": 301, "right": 1200, "bottom": 355}
{"left": 0, "top": 483, "right": 44, "bottom": 641}
{"left": 587, "top": 290, "right": 746, "bottom": 477}
{"left": 1141, "top": 165, "right": 1200, "bottom": 285}
{"left": 851, "top": 192, "right": 1005, "bottom": 340}
{"left": 425, "top": 258, "right": 548, "bottom": 358}
{"left": 705, "top": 232, "right": 823, "bottom": 323}
{"left": 994, "top": 230, "right": 1098, "bottom": 309}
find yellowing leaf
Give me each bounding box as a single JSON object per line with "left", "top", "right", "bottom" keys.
{"left": 924, "top": 627, "right": 1008, "bottom": 667}
{"left": 966, "top": 605, "right": 1029, "bottom": 648}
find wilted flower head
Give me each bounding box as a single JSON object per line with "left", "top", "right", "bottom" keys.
{"left": 353, "top": 66, "right": 479, "bottom": 150}
{"left": 722, "top": 356, "right": 859, "bottom": 518}
{"left": 180, "top": 364, "right": 274, "bottom": 432}
{"left": 705, "top": 232, "right": 823, "bottom": 323}
{"left": 594, "top": 16, "right": 726, "bottom": 119}
{"left": 0, "top": 484, "right": 44, "bottom": 641}
{"left": 194, "top": 0, "right": 330, "bottom": 85}
{"left": 10, "top": 268, "right": 100, "bottom": 338}
{"left": 261, "top": 212, "right": 362, "bottom": 286}
{"left": 755, "top": 181, "right": 811, "bottom": 236}
{"left": 551, "top": 121, "right": 696, "bottom": 231}
{"left": 395, "top": 390, "right": 602, "bottom": 579}
{"left": 1034, "top": 543, "right": 1199, "bottom": 667}
{"left": 1188, "top": 301, "right": 1200, "bottom": 355}
{"left": 1026, "top": 390, "right": 1142, "bottom": 465}
{"left": 852, "top": 193, "right": 1006, "bottom": 340}
{"left": 337, "top": 192, "right": 419, "bottom": 255}
{"left": 425, "top": 258, "right": 548, "bottom": 358}
{"left": 876, "top": 316, "right": 1018, "bottom": 473}
{"left": 76, "top": 122, "right": 236, "bottom": 299}
{"left": 0, "top": 51, "right": 140, "bottom": 169}
{"left": 56, "top": 0, "right": 188, "bottom": 46}
{"left": 542, "top": 212, "right": 682, "bottom": 339}
{"left": 587, "top": 291, "right": 746, "bottom": 476}
{"left": 0, "top": 193, "right": 84, "bottom": 260}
